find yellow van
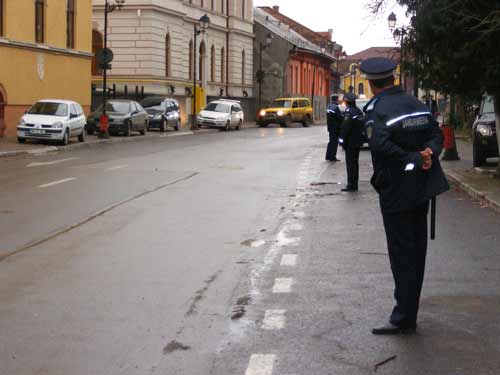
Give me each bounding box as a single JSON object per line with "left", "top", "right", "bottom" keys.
{"left": 257, "top": 97, "right": 313, "bottom": 127}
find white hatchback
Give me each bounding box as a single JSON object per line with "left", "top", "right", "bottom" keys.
{"left": 17, "top": 100, "right": 86, "bottom": 145}
{"left": 197, "top": 100, "right": 244, "bottom": 131}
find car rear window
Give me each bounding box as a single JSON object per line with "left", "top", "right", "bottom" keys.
{"left": 28, "top": 102, "right": 68, "bottom": 117}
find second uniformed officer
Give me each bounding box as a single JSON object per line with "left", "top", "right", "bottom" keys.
{"left": 325, "top": 95, "right": 343, "bottom": 162}
{"left": 340, "top": 93, "right": 364, "bottom": 192}
{"left": 360, "top": 57, "right": 449, "bottom": 335}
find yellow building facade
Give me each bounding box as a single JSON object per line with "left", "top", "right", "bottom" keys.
{"left": 0, "top": 0, "right": 92, "bottom": 138}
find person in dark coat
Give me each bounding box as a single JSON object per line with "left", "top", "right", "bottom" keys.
{"left": 340, "top": 93, "right": 364, "bottom": 192}
{"left": 360, "top": 57, "right": 449, "bottom": 335}
{"left": 325, "top": 95, "right": 343, "bottom": 162}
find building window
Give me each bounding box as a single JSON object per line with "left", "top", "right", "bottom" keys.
{"left": 242, "top": 0, "right": 246, "bottom": 18}
{"left": 241, "top": 50, "right": 246, "bottom": 85}
{"left": 199, "top": 41, "right": 206, "bottom": 81}
{"left": 211, "top": 0, "right": 215, "bottom": 10}
{"left": 290, "top": 66, "right": 293, "bottom": 92}
{"left": 221, "top": 47, "right": 225, "bottom": 83}
{"left": 0, "top": 0, "right": 4, "bottom": 37}
{"left": 221, "top": 0, "right": 224, "bottom": 14}
{"left": 66, "top": 0, "right": 75, "bottom": 48}
{"left": 189, "top": 40, "right": 194, "bottom": 80}
{"left": 295, "top": 67, "right": 298, "bottom": 92}
{"left": 358, "top": 82, "right": 364, "bottom": 95}
{"left": 210, "top": 45, "right": 215, "bottom": 82}
{"left": 35, "top": 0, "right": 45, "bottom": 43}
{"left": 165, "top": 33, "right": 171, "bottom": 76}
{"left": 91, "top": 30, "right": 103, "bottom": 76}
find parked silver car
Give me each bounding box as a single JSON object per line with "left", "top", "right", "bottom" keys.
{"left": 197, "top": 100, "right": 244, "bottom": 131}
{"left": 141, "top": 97, "right": 181, "bottom": 132}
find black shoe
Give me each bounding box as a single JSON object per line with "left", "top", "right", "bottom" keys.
{"left": 372, "top": 323, "right": 416, "bottom": 335}
{"left": 331, "top": 158, "right": 341, "bottom": 162}
{"left": 341, "top": 187, "right": 358, "bottom": 192}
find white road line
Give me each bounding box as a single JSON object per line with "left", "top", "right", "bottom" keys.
{"left": 245, "top": 354, "right": 276, "bottom": 375}
{"left": 38, "top": 177, "right": 76, "bottom": 188}
{"left": 280, "top": 254, "right": 297, "bottom": 267}
{"left": 106, "top": 164, "right": 128, "bottom": 171}
{"left": 262, "top": 310, "right": 286, "bottom": 330}
{"left": 27, "top": 157, "right": 79, "bottom": 167}
{"left": 272, "top": 278, "right": 293, "bottom": 293}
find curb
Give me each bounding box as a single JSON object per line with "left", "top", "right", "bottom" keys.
{"left": 445, "top": 171, "right": 500, "bottom": 215}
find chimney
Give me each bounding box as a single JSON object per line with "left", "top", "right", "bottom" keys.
{"left": 272, "top": 5, "right": 280, "bottom": 12}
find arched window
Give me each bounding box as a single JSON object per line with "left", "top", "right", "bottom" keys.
{"left": 189, "top": 40, "right": 194, "bottom": 80}
{"left": 91, "top": 30, "right": 103, "bottom": 76}
{"left": 210, "top": 45, "right": 215, "bottom": 82}
{"left": 199, "top": 41, "right": 206, "bottom": 82}
{"left": 220, "top": 47, "right": 225, "bottom": 83}
{"left": 165, "top": 33, "right": 171, "bottom": 76}
{"left": 221, "top": 0, "right": 225, "bottom": 14}
{"left": 211, "top": 0, "right": 215, "bottom": 10}
{"left": 66, "top": 0, "right": 75, "bottom": 48}
{"left": 358, "top": 82, "right": 365, "bottom": 95}
{"left": 35, "top": 0, "right": 45, "bottom": 43}
{"left": 241, "top": 50, "right": 246, "bottom": 85}
{"left": 290, "top": 66, "right": 293, "bottom": 93}
{"left": 242, "top": 0, "right": 246, "bottom": 18}
{"left": 0, "top": 0, "right": 4, "bottom": 37}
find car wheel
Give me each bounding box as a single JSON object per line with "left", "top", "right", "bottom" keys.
{"left": 225, "top": 121, "right": 230, "bottom": 131}
{"left": 281, "top": 115, "right": 292, "bottom": 128}
{"left": 303, "top": 115, "right": 312, "bottom": 127}
{"left": 18, "top": 137, "right": 26, "bottom": 144}
{"left": 257, "top": 121, "right": 268, "bottom": 128}
{"left": 87, "top": 128, "right": 95, "bottom": 136}
{"left": 140, "top": 121, "right": 147, "bottom": 135}
{"left": 174, "top": 120, "right": 180, "bottom": 131}
{"left": 473, "top": 141, "right": 487, "bottom": 167}
{"left": 160, "top": 118, "right": 166, "bottom": 133}
{"left": 60, "top": 129, "right": 69, "bottom": 146}
{"left": 125, "top": 121, "right": 131, "bottom": 137}
{"left": 236, "top": 120, "right": 242, "bottom": 131}
{"left": 78, "top": 129, "right": 85, "bottom": 142}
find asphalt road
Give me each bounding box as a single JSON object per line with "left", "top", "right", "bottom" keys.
{"left": 1, "top": 125, "right": 499, "bottom": 375}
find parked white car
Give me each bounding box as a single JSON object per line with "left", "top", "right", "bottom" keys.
{"left": 17, "top": 99, "right": 86, "bottom": 145}
{"left": 197, "top": 100, "right": 244, "bottom": 131}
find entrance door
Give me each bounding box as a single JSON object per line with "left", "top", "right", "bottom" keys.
{"left": 0, "top": 90, "right": 5, "bottom": 137}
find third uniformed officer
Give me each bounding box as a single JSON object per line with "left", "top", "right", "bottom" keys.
{"left": 326, "top": 95, "right": 343, "bottom": 162}
{"left": 340, "top": 93, "right": 364, "bottom": 192}
{"left": 360, "top": 57, "right": 449, "bottom": 335}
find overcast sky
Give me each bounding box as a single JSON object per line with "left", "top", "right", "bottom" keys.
{"left": 253, "top": 0, "right": 409, "bottom": 55}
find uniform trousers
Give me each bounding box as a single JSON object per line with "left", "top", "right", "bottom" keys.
{"left": 345, "top": 147, "right": 360, "bottom": 189}
{"left": 381, "top": 201, "right": 430, "bottom": 328}
{"left": 325, "top": 129, "right": 340, "bottom": 161}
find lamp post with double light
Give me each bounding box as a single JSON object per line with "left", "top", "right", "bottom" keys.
{"left": 191, "top": 14, "right": 210, "bottom": 131}
{"left": 98, "top": 0, "right": 125, "bottom": 139}
{"left": 388, "top": 12, "right": 407, "bottom": 90}
{"left": 257, "top": 32, "right": 273, "bottom": 110}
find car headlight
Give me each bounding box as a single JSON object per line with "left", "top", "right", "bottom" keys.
{"left": 477, "top": 124, "right": 493, "bottom": 136}
{"left": 18, "top": 119, "right": 26, "bottom": 127}
{"left": 259, "top": 110, "right": 266, "bottom": 117}
{"left": 53, "top": 122, "right": 64, "bottom": 129}
{"left": 277, "top": 110, "right": 285, "bottom": 116}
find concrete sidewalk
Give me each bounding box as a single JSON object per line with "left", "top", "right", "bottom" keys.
{"left": 441, "top": 137, "right": 500, "bottom": 214}
{"left": 0, "top": 122, "right": 259, "bottom": 159}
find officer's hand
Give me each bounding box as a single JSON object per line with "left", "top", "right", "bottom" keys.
{"left": 420, "top": 148, "right": 433, "bottom": 170}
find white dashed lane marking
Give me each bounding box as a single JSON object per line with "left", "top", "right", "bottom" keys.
{"left": 245, "top": 354, "right": 276, "bottom": 375}
{"left": 272, "top": 278, "right": 293, "bottom": 293}
{"left": 38, "top": 177, "right": 77, "bottom": 188}
{"left": 27, "top": 157, "right": 79, "bottom": 167}
{"left": 280, "top": 254, "right": 297, "bottom": 267}
{"left": 106, "top": 164, "right": 129, "bottom": 171}
{"left": 262, "top": 309, "right": 286, "bottom": 330}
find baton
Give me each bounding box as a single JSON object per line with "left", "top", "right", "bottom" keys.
{"left": 430, "top": 197, "right": 436, "bottom": 240}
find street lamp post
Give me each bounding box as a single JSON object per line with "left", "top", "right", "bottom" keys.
{"left": 350, "top": 63, "right": 358, "bottom": 95}
{"left": 388, "top": 12, "right": 407, "bottom": 91}
{"left": 99, "top": 0, "right": 125, "bottom": 139}
{"left": 191, "top": 14, "right": 210, "bottom": 131}
{"left": 257, "top": 32, "right": 273, "bottom": 110}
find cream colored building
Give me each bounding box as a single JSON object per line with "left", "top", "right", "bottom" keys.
{"left": 92, "top": 0, "right": 254, "bottom": 125}
{"left": 0, "top": 0, "right": 92, "bottom": 138}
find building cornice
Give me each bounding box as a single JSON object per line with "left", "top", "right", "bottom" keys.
{"left": 0, "top": 38, "right": 93, "bottom": 59}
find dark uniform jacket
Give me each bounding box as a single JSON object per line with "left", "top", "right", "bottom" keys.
{"left": 326, "top": 103, "right": 343, "bottom": 132}
{"left": 364, "top": 86, "right": 449, "bottom": 213}
{"left": 340, "top": 105, "right": 365, "bottom": 149}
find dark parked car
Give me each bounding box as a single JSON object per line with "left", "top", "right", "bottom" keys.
{"left": 140, "top": 97, "right": 181, "bottom": 132}
{"left": 86, "top": 100, "right": 148, "bottom": 136}
{"left": 472, "top": 95, "right": 499, "bottom": 167}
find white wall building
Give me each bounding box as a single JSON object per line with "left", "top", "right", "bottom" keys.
{"left": 92, "top": 0, "right": 254, "bottom": 125}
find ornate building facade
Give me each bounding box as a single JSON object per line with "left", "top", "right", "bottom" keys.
{"left": 92, "top": 0, "right": 254, "bottom": 126}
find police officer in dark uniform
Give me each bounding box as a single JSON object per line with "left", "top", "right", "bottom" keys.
{"left": 340, "top": 93, "right": 365, "bottom": 192}
{"left": 359, "top": 57, "right": 449, "bottom": 335}
{"left": 325, "top": 95, "right": 343, "bottom": 162}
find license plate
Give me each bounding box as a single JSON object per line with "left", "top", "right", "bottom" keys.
{"left": 31, "top": 129, "right": 45, "bottom": 134}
